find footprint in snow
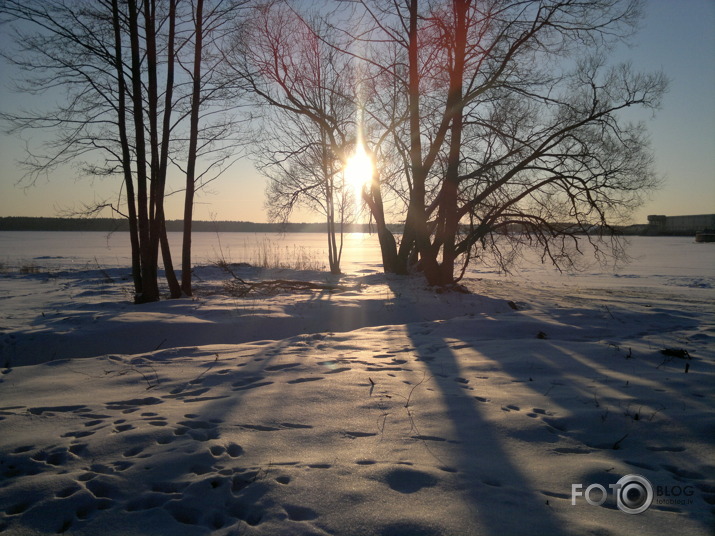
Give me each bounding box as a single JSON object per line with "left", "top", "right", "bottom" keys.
{"left": 279, "top": 422, "right": 313, "bottom": 429}
{"left": 323, "top": 366, "right": 351, "bottom": 374}
{"left": 104, "top": 397, "right": 163, "bottom": 411}
{"left": 284, "top": 504, "right": 319, "bottom": 521}
{"left": 661, "top": 464, "right": 706, "bottom": 480}
{"left": 63, "top": 429, "right": 95, "bottom": 439}
{"left": 384, "top": 467, "right": 439, "bottom": 494}
{"left": 265, "top": 363, "right": 301, "bottom": 372}
{"left": 287, "top": 376, "right": 324, "bottom": 384}
{"left": 27, "top": 405, "right": 88, "bottom": 416}
{"left": 343, "top": 431, "right": 377, "bottom": 439}
{"left": 123, "top": 446, "right": 144, "bottom": 458}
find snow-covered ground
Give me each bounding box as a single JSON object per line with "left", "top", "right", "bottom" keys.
{"left": 0, "top": 234, "right": 713, "bottom": 535}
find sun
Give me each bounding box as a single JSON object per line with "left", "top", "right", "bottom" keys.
{"left": 344, "top": 143, "right": 374, "bottom": 196}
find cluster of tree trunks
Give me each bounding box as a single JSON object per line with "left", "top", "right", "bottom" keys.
{"left": 2, "top": 0, "right": 236, "bottom": 302}
{"left": 231, "top": 0, "right": 664, "bottom": 286}
{"left": 2, "top": 0, "right": 666, "bottom": 293}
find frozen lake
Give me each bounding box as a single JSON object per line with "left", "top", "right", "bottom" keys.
{"left": 0, "top": 231, "right": 713, "bottom": 288}
{"left": 0, "top": 231, "right": 382, "bottom": 273}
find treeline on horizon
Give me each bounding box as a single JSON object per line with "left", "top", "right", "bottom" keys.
{"left": 0, "top": 216, "right": 657, "bottom": 235}
{"left": 0, "top": 217, "right": 404, "bottom": 234}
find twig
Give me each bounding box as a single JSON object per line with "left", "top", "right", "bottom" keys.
{"left": 405, "top": 372, "right": 429, "bottom": 409}
{"left": 94, "top": 256, "right": 114, "bottom": 283}
{"left": 612, "top": 433, "right": 629, "bottom": 450}
{"left": 113, "top": 363, "right": 160, "bottom": 390}
{"left": 136, "top": 367, "right": 160, "bottom": 390}
{"left": 649, "top": 404, "right": 666, "bottom": 422}
{"left": 173, "top": 354, "right": 221, "bottom": 395}
{"left": 189, "top": 354, "right": 220, "bottom": 385}
{"left": 603, "top": 305, "right": 618, "bottom": 321}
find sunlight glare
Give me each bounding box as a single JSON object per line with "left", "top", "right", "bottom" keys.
{"left": 344, "top": 143, "right": 374, "bottom": 198}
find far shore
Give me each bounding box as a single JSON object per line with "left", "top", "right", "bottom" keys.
{"left": 0, "top": 216, "right": 392, "bottom": 234}
{"left": 1, "top": 216, "right": 707, "bottom": 237}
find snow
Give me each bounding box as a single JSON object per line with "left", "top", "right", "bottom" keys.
{"left": 0, "top": 235, "right": 713, "bottom": 535}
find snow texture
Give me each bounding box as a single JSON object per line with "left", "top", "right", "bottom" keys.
{"left": 0, "top": 235, "right": 713, "bottom": 535}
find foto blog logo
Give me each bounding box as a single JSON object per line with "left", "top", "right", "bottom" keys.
{"left": 572, "top": 474, "right": 653, "bottom": 514}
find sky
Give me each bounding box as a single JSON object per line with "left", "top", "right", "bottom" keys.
{"left": 0, "top": 0, "right": 713, "bottom": 224}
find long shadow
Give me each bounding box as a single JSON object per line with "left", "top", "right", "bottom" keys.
{"left": 110, "top": 278, "right": 569, "bottom": 534}
{"left": 8, "top": 270, "right": 499, "bottom": 365}
{"left": 4, "top": 268, "right": 711, "bottom": 533}
{"left": 489, "top": 338, "right": 714, "bottom": 531}
{"left": 401, "top": 290, "right": 714, "bottom": 534}
{"left": 404, "top": 320, "right": 571, "bottom": 536}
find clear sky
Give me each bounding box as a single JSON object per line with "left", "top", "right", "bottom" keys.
{"left": 0, "top": 0, "right": 713, "bottom": 224}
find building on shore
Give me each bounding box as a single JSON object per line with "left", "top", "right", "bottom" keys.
{"left": 646, "top": 214, "right": 715, "bottom": 236}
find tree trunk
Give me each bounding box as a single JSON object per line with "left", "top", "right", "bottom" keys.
{"left": 159, "top": 0, "right": 181, "bottom": 298}
{"left": 145, "top": 0, "right": 180, "bottom": 298}
{"left": 326, "top": 182, "right": 341, "bottom": 274}
{"left": 158, "top": 214, "right": 179, "bottom": 296}
{"left": 402, "top": 0, "right": 440, "bottom": 285}
{"left": 128, "top": 0, "right": 159, "bottom": 303}
{"left": 321, "top": 128, "right": 341, "bottom": 275}
{"left": 438, "top": 177, "right": 459, "bottom": 285}
{"left": 436, "top": 0, "right": 469, "bottom": 286}
{"left": 362, "top": 177, "right": 398, "bottom": 273}
{"left": 181, "top": 0, "right": 204, "bottom": 296}
{"left": 111, "top": 0, "right": 142, "bottom": 296}
{"left": 396, "top": 0, "right": 422, "bottom": 276}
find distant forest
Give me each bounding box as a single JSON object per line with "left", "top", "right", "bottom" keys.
{"left": 0, "top": 217, "right": 403, "bottom": 234}
{"left": 0, "top": 216, "right": 656, "bottom": 235}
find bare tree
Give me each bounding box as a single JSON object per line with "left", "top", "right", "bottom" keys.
{"left": 178, "top": 0, "right": 246, "bottom": 296}
{"left": 223, "top": 1, "right": 356, "bottom": 274}
{"left": 1, "top": 0, "right": 245, "bottom": 301}
{"left": 353, "top": 0, "right": 666, "bottom": 286}
{"left": 0, "top": 0, "right": 166, "bottom": 299}
{"left": 260, "top": 110, "right": 354, "bottom": 275}
{"left": 180, "top": 0, "right": 205, "bottom": 295}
